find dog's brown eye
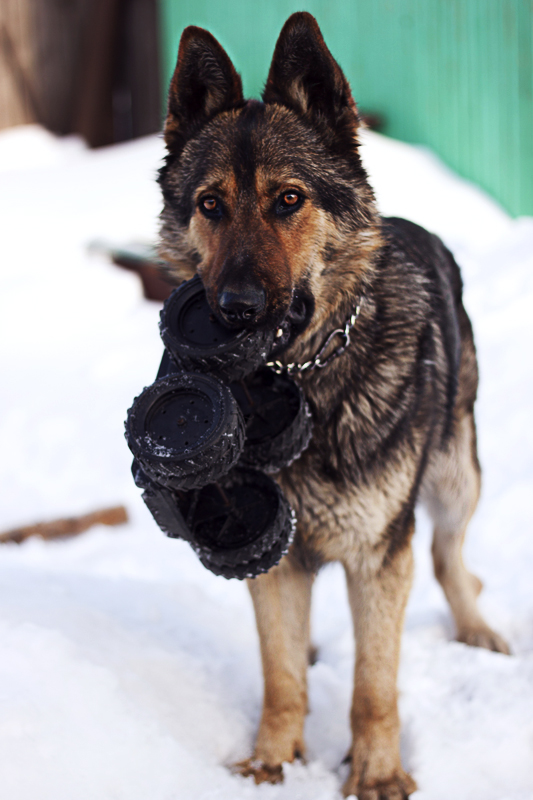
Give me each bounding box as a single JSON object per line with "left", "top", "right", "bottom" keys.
{"left": 276, "top": 190, "right": 303, "bottom": 216}
{"left": 283, "top": 192, "right": 299, "bottom": 205}
{"left": 199, "top": 196, "right": 222, "bottom": 219}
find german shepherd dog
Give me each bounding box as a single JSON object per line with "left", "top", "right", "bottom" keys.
{"left": 158, "top": 13, "right": 509, "bottom": 798}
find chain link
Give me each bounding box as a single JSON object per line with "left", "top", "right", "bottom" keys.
{"left": 266, "top": 297, "right": 364, "bottom": 376}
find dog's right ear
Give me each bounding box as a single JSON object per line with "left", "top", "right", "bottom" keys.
{"left": 263, "top": 13, "right": 358, "bottom": 143}
{"left": 164, "top": 27, "right": 244, "bottom": 155}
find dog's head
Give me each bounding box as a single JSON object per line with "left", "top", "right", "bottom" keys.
{"left": 159, "top": 13, "right": 379, "bottom": 351}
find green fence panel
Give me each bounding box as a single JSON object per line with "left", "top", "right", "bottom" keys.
{"left": 159, "top": 0, "right": 533, "bottom": 217}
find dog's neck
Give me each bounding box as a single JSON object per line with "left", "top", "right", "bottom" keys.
{"left": 280, "top": 219, "right": 383, "bottom": 372}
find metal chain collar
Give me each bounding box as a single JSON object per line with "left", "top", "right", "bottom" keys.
{"left": 266, "top": 296, "right": 364, "bottom": 376}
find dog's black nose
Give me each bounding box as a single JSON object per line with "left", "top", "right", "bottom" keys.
{"left": 218, "top": 288, "right": 266, "bottom": 324}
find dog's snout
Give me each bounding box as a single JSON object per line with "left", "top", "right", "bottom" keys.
{"left": 218, "top": 288, "right": 266, "bottom": 324}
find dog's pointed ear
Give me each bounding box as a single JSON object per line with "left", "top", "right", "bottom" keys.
{"left": 164, "top": 26, "right": 244, "bottom": 154}
{"left": 263, "top": 13, "right": 358, "bottom": 136}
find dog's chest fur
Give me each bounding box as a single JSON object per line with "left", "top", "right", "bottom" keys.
{"left": 276, "top": 218, "right": 464, "bottom": 568}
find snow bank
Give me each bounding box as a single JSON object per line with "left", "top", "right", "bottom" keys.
{"left": 0, "top": 125, "right": 531, "bottom": 800}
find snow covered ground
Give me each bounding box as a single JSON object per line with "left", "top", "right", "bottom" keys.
{"left": 0, "top": 124, "right": 532, "bottom": 800}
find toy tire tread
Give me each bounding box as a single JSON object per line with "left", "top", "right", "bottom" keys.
{"left": 165, "top": 331, "right": 273, "bottom": 383}
{"left": 125, "top": 374, "right": 245, "bottom": 491}
{"left": 197, "top": 504, "right": 295, "bottom": 579}
{"left": 240, "top": 388, "right": 313, "bottom": 474}
{"left": 192, "top": 472, "right": 294, "bottom": 568}
{"left": 135, "top": 400, "right": 245, "bottom": 491}
{"left": 143, "top": 487, "right": 193, "bottom": 541}
{"left": 159, "top": 275, "right": 273, "bottom": 382}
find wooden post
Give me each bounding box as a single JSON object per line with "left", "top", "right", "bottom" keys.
{"left": 0, "top": 0, "right": 161, "bottom": 144}
{"left": 0, "top": 0, "right": 91, "bottom": 133}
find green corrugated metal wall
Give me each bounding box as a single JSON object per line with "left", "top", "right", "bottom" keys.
{"left": 159, "top": 0, "right": 533, "bottom": 217}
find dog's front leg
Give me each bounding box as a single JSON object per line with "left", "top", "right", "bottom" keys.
{"left": 343, "top": 537, "right": 417, "bottom": 800}
{"left": 235, "top": 552, "right": 313, "bottom": 784}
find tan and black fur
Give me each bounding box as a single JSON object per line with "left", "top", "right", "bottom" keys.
{"left": 158, "top": 14, "right": 509, "bottom": 799}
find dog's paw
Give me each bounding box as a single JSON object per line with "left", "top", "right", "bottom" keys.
{"left": 457, "top": 626, "right": 511, "bottom": 654}
{"left": 343, "top": 771, "right": 417, "bottom": 799}
{"left": 232, "top": 758, "right": 283, "bottom": 785}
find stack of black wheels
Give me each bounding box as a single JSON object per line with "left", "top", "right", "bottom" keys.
{"left": 125, "top": 275, "right": 313, "bottom": 579}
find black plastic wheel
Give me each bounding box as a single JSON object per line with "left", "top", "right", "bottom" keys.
{"left": 132, "top": 460, "right": 193, "bottom": 542}
{"left": 125, "top": 372, "right": 245, "bottom": 491}
{"left": 159, "top": 275, "right": 274, "bottom": 381}
{"left": 231, "top": 368, "right": 313, "bottom": 473}
{"left": 133, "top": 462, "right": 295, "bottom": 580}
{"left": 184, "top": 469, "right": 295, "bottom": 577}
{"left": 197, "top": 532, "right": 292, "bottom": 580}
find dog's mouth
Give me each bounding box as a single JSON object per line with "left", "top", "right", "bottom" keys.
{"left": 269, "top": 291, "right": 314, "bottom": 356}
{"left": 207, "top": 278, "right": 314, "bottom": 356}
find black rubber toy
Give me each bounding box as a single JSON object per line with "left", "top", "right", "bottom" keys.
{"left": 132, "top": 462, "right": 295, "bottom": 580}
{"left": 232, "top": 368, "right": 313, "bottom": 473}
{"left": 132, "top": 459, "right": 192, "bottom": 542}
{"left": 187, "top": 468, "right": 294, "bottom": 569}
{"left": 126, "top": 274, "right": 317, "bottom": 580}
{"left": 160, "top": 275, "right": 274, "bottom": 382}
{"left": 125, "top": 371, "right": 245, "bottom": 491}
{"left": 198, "top": 533, "right": 292, "bottom": 580}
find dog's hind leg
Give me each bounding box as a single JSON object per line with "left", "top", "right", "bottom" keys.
{"left": 422, "top": 412, "right": 510, "bottom": 654}
{"left": 343, "top": 532, "right": 418, "bottom": 799}
{"left": 234, "top": 552, "right": 313, "bottom": 784}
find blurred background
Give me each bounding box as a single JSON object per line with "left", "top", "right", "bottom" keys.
{"left": 0, "top": 0, "right": 531, "bottom": 216}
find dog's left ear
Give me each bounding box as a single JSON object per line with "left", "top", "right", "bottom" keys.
{"left": 263, "top": 13, "right": 358, "bottom": 140}
{"left": 164, "top": 26, "right": 244, "bottom": 154}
